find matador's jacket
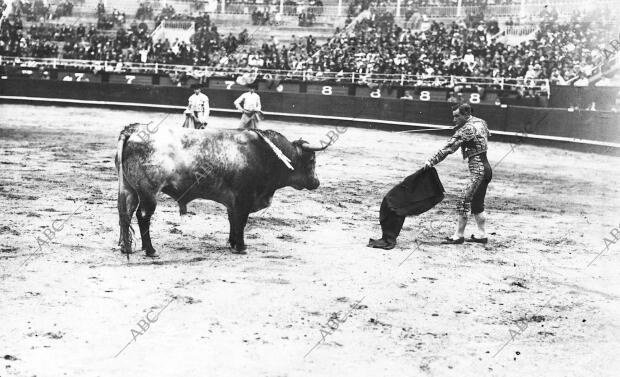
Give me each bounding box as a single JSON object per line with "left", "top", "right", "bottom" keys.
{"left": 427, "top": 116, "right": 493, "bottom": 215}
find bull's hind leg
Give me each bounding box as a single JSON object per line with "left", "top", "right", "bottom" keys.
{"left": 136, "top": 193, "right": 158, "bottom": 257}
{"left": 118, "top": 187, "right": 139, "bottom": 255}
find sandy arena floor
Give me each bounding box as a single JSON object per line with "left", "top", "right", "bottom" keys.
{"left": 0, "top": 103, "right": 619, "bottom": 377}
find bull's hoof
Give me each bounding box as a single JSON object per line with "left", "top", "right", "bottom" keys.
{"left": 120, "top": 246, "right": 134, "bottom": 255}
{"left": 231, "top": 245, "right": 247, "bottom": 255}
{"left": 144, "top": 249, "right": 159, "bottom": 258}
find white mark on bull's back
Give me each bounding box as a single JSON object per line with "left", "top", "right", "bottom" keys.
{"left": 130, "top": 127, "right": 253, "bottom": 198}
{"left": 221, "top": 141, "right": 248, "bottom": 171}
{"left": 193, "top": 131, "right": 248, "bottom": 174}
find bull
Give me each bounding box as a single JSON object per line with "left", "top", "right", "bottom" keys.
{"left": 115, "top": 123, "right": 327, "bottom": 257}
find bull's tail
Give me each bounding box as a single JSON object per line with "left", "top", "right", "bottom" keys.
{"left": 116, "top": 125, "right": 138, "bottom": 255}
{"left": 117, "top": 134, "right": 126, "bottom": 192}
{"left": 116, "top": 123, "right": 140, "bottom": 190}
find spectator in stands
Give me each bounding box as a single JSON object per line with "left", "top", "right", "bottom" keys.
{"left": 154, "top": 4, "right": 175, "bottom": 27}
{"left": 273, "top": 9, "right": 282, "bottom": 26}
{"left": 52, "top": 0, "right": 73, "bottom": 20}
{"left": 96, "top": 0, "right": 104, "bottom": 18}
{"left": 400, "top": 90, "right": 413, "bottom": 100}
{"left": 135, "top": 1, "right": 154, "bottom": 20}
{"left": 223, "top": 32, "right": 238, "bottom": 53}
{"left": 252, "top": 7, "right": 269, "bottom": 25}
{"left": 298, "top": 8, "right": 315, "bottom": 26}
{"left": 549, "top": 68, "right": 567, "bottom": 85}
{"left": 573, "top": 72, "right": 589, "bottom": 87}
{"left": 112, "top": 8, "right": 125, "bottom": 25}
{"left": 238, "top": 28, "right": 249, "bottom": 44}
{"left": 138, "top": 45, "right": 149, "bottom": 63}
{"left": 463, "top": 49, "right": 475, "bottom": 68}
{"left": 20, "top": 0, "right": 51, "bottom": 21}
{"left": 194, "top": 12, "right": 210, "bottom": 29}
{"left": 447, "top": 91, "right": 458, "bottom": 103}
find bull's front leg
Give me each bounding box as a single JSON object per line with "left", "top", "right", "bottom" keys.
{"left": 227, "top": 208, "right": 236, "bottom": 250}
{"left": 179, "top": 202, "right": 188, "bottom": 215}
{"left": 227, "top": 207, "right": 249, "bottom": 254}
{"left": 235, "top": 210, "right": 249, "bottom": 253}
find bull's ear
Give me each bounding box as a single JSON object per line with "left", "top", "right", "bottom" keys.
{"left": 291, "top": 141, "right": 305, "bottom": 158}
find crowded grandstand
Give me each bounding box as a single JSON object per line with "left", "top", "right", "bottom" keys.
{"left": 1, "top": 0, "right": 618, "bottom": 91}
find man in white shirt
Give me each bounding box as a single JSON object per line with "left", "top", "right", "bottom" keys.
{"left": 138, "top": 47, "right": 149, "bottom": 63}
{"left": 233, "top": 84, "right": 262, "bottom": 129}
{"left": 573, "top": 72, "right": 589, "bottom": 87}
{"left": 184, "top": 85, "right": 210, "bottom": 129}
{"left": 463, "top": 49, "right": 475, "bottom": 67}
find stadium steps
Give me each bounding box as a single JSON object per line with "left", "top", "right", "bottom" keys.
{"left": 210, "top": 14, "right": 336, "bottom": 46}
{"left": 30, "top": 14, "right": 157, "bottom": 30}
{"left": 24, "top": 16, "right": 96, "bottom": 26}
{"left": 72, "top": 0, "right": 141, "bottom": 17}
{"left": 22, "top": 16, "right": 156, "bottom": 36}
{"left": 222, "top": 25, "right": 334, "bottom": 46}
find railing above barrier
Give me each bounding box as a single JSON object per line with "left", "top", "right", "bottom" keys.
{"left": 0, "top": 55, "right": 550, "bottom": 93}
{"left": 160, "top": 20, "right": 195, "bottom": 29}
{"left": 504, "top": 24, "right": 538, "bottom": 36}
{"left": 388, "top": 0, "right": 618, "bottom": 21}
{"left": 18, "top": 0, "right": 620, "bottom": 24}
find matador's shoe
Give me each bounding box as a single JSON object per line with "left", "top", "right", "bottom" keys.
{"left": 367, "top": 238, "right": 396, "bottom": 250}
{"left": 441, "top": 236, "right": 465, "bottom": 244}
{"left": 466, "top": 234, "right": 488, "bottom": 244}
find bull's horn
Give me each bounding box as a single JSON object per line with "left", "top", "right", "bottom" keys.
{"left": 300, "top": 141, "right": 330, "bottom": 151}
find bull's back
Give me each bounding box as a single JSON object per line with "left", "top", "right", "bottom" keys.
{"left": 122, "top": 126, "right": 261, "bottom": 201}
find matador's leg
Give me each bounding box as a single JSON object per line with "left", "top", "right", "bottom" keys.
{"left": 451, "top": 156, "right": 485, "bottom": 239}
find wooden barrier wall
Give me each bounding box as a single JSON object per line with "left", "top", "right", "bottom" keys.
{"left": 1, "top": 77, "right": 619, "bottom": 144}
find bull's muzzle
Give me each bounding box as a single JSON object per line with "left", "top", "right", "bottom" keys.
{"left": 307, "top": 177, "right": 320, "bottom": 190}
